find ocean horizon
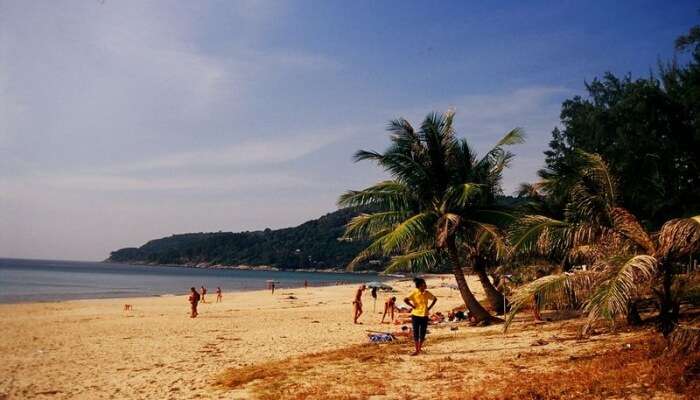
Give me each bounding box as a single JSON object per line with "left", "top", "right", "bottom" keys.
{"left": 0, "top": 257, "right": 384, "bottom": 304}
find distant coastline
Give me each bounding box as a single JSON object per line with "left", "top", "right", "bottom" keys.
{"left": 105, "top": 259, "right": 380, "bottom": 274}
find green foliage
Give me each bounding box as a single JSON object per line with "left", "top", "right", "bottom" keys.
{"left": 107, "top": 208, "right": 372, "bottom": 270}
{"left": 541, "top": 47, "right": 700, "bottom": 227}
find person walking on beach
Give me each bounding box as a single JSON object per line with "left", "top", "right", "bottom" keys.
{"left": 353, "top": 284, "right": 366, "bottom": 324}
{"left": 304, "top": 279, "right": 308, "bottom": 289}
{"left": 200, "top": 285, "right": 207, "bottom": 303}
{"left": 381, "top": 296, "right": 397, "bottom": 324}
{"left": 189, "top": 287, "right": 201, "bottom": 318}
{"left": 215, "top": 287, "right": 222, "bottom": 303}
{"left": 271, "top": 281, "right": 276, "bottom": 295}
{"left": 404, "top": 278, "right": 437, "bottom": 356}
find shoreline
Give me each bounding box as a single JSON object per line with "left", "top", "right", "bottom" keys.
{"left": 103, "top": 259, "right": 385, "bottom": 274}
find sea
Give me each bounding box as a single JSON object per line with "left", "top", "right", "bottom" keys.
{"left": 0, "top": 258, "right": 383, "bottom": 304}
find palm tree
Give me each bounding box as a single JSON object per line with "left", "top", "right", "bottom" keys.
{"left": 338, "top": 110, "right": 523, "bottom": 322}
{"left": 505, "top": 152, "right": 700, "bottom": 335}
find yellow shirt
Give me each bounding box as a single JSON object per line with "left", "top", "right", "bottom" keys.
{"left": 407, "top": 289, "right": 436, "bottom": 317}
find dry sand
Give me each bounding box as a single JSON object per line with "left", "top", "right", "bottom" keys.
{"left": 0, "top": 275, "right": 650, "bottom": 399}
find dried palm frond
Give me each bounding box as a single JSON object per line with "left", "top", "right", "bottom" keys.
{"left": 436, "top": 213, "right": 460, "bottom": 248}
{"left": 656, "top": 215, "right": 700, "bottom": 259}
{"left": 610, "top": 207, "right": 656, "bottom": 253}
{"left": 667, "top": 324, "right": 700, "bottom": 355}
{"left": 504, "top": 271, "right": 594, "bottom": 331}
{"left": 583, "top": 255, "right": 657, "bottom": 332}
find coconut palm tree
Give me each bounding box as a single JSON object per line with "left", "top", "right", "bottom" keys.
{"left": 338, "top": 111, "right": 523, "bottom": 322}
{"left": 505, "top": 152, "right": 700, "bottom": 335}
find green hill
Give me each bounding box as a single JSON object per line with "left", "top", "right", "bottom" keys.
{"left": 107, "top": 208, "right": 373, "bottom": 270}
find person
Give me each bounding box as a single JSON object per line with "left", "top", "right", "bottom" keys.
{"left": 304, "top": 279, "right": 308, "bottom": 289}
{"left": 271, "top": 281, "right": 276, "bottom": 295}
{"left": 188, "top": 287, "right": 200, "bottom": 318}
{"left": 200, "top": 285, "right": 207, "bottom": 303}
{"left": 371, "top": 287, "right": 378, "bottom": 300}
{"left": 404, "top": 277, "right": 437, "bottom": 356}
{"left": 381, "top": 296, "right": 397, "bottom": 324}
{"left": 215, "top": 287, "right": 222, "bottom": 303}
{"left": 353, "top": 284, "right": 366, "bottom": 324}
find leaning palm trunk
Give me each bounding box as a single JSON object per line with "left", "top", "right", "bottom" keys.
{"left": 473, "top": 259, "right": 508, "bottom": 314}
{"left": 447, "top": 239, "right": 495, "bottom": 323}
{"left": 657, "top": 260, "right": 678, "bottom": 336}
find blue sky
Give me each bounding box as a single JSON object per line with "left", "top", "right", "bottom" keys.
{"left": 1, "top": 0, "right": 697, "bottom": 260}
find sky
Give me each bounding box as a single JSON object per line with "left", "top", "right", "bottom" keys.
{"left": 1, "top": 0, "right": 698, "bottom": 261}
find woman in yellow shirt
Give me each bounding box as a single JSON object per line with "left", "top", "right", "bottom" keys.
{"left": 403, "top": 277, "right": 437, "bottom": 356}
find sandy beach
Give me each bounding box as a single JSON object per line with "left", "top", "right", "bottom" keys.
{"left": 0, "top": 276, "right": 683, "bottom": 399}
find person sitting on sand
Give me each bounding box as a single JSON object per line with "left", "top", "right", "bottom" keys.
{"left": 393, "top": 325, "right": 413, "bottom": 338}
{"left": 448, "top": 310, "right": 467, "bottom": 322}
{"left": 188, "top": 287, "right": 200, "bottom": 318}
{"left": 200, "top": 285, "right": 207, "bottom": 303}
{"left": 404, "top": 277, "right": 437, "bottom": 356}
{"left": 215, "top": 287, "right": 222, "bottom": 303}
{"left": 430, "top": 311, "right": 445, "bottom": 324}
{"left": 353, "top": 284, "right": 366, "bottom": 324}
{"left": 381, "top": 296, "right": 397, "bottom": 324}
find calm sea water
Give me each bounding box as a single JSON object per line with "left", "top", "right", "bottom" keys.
{"left": 0, "top": 258, "right": 381, "bottom": 303}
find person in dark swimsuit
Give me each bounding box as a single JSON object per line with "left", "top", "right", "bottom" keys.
{"left": 189, "top": 287, "right": 200, "bottom": 318}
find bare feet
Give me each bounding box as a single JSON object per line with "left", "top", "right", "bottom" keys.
{"left": 410, "top": 351, "right": 420, "bottom": 356}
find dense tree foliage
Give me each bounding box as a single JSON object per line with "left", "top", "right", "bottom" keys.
{"left": 541, "top": 32, "right": 700, "bottom": 228}
{"left": 108, "top": 208, "right": 371, "bottom": 270}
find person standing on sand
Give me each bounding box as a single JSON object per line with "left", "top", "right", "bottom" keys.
{"left": 304, "top": 279, "right": 308, "bottom": 289}
{"left": 381, "top": 296, "right": 397, "bottom": 324}
{"left": 404, "top": 278, "right": 437, "bottom": 356}
{"left": 189, "top": 287, "right": 201, "bottom": 318}
{"left": 215, "top": 287, "right": 222, "bottom": 303}
{"left": 353, "top": 284, "right": 366, "bottom": 324}
{"left": 200, "top": 285, "right": 207, "bottom": 303}
{"left": 271, "top": 282, "right": 276, "bottom": 295}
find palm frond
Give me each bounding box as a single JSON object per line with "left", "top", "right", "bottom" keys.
{"left": 577, "top": 151, "right": 617, "bottom": 207}
{"left": 380, "top": 212, "right": 436, "bottom": 254}
{"left": 610, "top": 207, "right": 655, "bottom": 253}
{"left": 472, "top": 222, "right": 510, "bottom": 261}
{"left": 504, "top": 272, "right": 592, "bottom": 331}
{"left": 436, "top": 213, "right": 461, "bottom": 248}
{"left": 443, "top": 183, "right": 481, "bottom": 209}
{"left": 509, "top": 215, "right": 571, "bottom": 256}
{"left": 337, "top": 180, "right": 411, "bottom": 210}
{"left": 657, "top": 215, "right": 700, "bottom": 259}
{"left": 495, "top": 127, "right": 526, "bottom": 147}
{"left": 385, "top": 248, "right": 441, "bottom": 274}
{"left": 583, "top": 255, "right": 657, "bottom": 331}
{"left": 343, "top": 211, "right": 407, "bottom": 240}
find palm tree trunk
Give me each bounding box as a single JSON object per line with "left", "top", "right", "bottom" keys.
{"left": 658, "top": 261, "right": 678, "bottom": 336}
{"left": 446, "top": 238, "right": 495, "bottom": 323}
{"left": 626, "top": 300, "right": 642, "bottom": 325}
{"left": 473, "top": 258, "right": 508, "bottom": 315}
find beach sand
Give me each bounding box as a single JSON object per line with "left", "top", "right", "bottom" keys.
{"left": 0, "top": 276, "right": 670, "bottom": 399}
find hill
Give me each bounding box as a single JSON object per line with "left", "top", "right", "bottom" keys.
{"left": 107, "top": 208, "right": 372, "bottom": 270}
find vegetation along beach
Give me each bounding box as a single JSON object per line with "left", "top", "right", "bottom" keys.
{"left": 1, "top": 2, "right": 700, "bottom": 399}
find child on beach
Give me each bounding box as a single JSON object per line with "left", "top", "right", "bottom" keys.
{"left": 403, "top": 278, "right": 437, "bottom": 356}
{"left": 353, "top": 284, "right": 366, "bottom": 324}
{"left": 189, "top": 287, "right": 201, "bottom": 318}
{"left": 215, "top": 287, "right": 222, "bottom": 303}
